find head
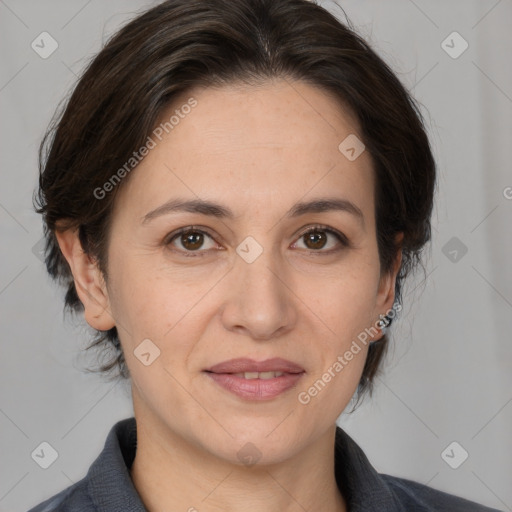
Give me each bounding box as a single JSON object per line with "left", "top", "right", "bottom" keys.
{"left": 35, "top": 0, "right": 435, "bottom": 463}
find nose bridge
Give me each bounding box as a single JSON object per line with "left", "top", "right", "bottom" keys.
{"left": 221, "top": 239, "right": 296, "bottom": 339}
{"left": 240, "top": 246, "right": 283, "bottom": 299}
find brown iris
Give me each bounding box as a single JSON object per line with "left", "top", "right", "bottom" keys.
{"left": 181, "top": 231, "right": 204, "bottom": 250}
{"left": 303, "top": 230, "right": 327, "bottom": 250}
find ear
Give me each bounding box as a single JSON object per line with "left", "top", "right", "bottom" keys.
{"left": 55, "top": 228, "right": 116, "bottom": 331}
{"left": 373, "top": 232, "right": 404, "bottom": 339}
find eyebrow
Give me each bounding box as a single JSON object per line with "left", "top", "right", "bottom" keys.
{"left": 142, "top": 197, "right": 365, "bottom": 227}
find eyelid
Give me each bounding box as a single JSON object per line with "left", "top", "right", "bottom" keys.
{"left": 165, "top": 225, "right": 216, "bottom": 241}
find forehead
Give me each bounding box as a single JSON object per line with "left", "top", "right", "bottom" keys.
{"left": 114, "top": 79, "right": 375, "bottom": 223}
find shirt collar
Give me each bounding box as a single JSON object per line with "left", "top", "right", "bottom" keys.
{"left": 334, "top": 424, "right": 407, "bottom": 511}
{"left": 86, "top": 417, "right": 405, "bottom": 512}
{"left": 86, "top": 417, "right": 145, "bottom": 511}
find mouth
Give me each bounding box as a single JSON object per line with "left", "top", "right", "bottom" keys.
{"left": 203, "top": 358, "right": 305, "bottom": 400}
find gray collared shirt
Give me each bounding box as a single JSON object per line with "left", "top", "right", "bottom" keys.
{"left": 27, "top": 417, "right": 503, "bottom": 512}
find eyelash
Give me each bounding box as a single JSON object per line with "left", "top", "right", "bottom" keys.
{"left": 164, "top": 224, "right": 349, "bottom": 257}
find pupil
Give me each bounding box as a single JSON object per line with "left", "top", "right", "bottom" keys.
{"left": 182, "top": 232, "right": 203, "bottom": 250}
{"left": 306, "top": 231, "right": 326, "bottom": 249}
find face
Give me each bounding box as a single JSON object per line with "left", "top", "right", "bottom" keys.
{"left": 62, "top": 79, "right": 400, "bottom": 465}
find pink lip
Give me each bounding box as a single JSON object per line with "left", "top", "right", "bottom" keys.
{"left": 204, "top": 358, "right": 305, "bottom": 401}
{"left": 205, "top": 357, "right": 305, "bottom": 374}
{"left": 205, "top": 372, "right": 304, "bottom": 400}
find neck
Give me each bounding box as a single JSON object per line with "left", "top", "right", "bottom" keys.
{"left": 129, "top": 412, "right": 347, "bottom": 512}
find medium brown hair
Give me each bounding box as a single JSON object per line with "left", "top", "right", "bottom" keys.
{"left": 34, "top": 0, "right": 436, "bottom": 405}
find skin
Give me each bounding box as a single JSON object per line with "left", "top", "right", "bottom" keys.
{"left": 56, "top": 79, "right": 402, "bottom": 512}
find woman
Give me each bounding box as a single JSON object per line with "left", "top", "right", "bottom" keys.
{"left": 28, "top": 0, "right": 501, "bottom": 510}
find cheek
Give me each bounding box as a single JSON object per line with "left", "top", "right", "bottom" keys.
{"left": 106, "top": 249, "right": 219, "bottom": 358}
{"left": 301, "top": 256, "right": 381, "bottom": 339}
{"left": 294, "top": 266, "right": 377, "bottom": 422}
{"left": 108, "top": 235, "right": 381, "bottom": 345}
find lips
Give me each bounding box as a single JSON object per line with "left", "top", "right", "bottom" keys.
{"left": 204, "top": 358, "right": 306, "bottom": 400}
{"left": 204, "top": 357, "right": 305, "bottom": 375}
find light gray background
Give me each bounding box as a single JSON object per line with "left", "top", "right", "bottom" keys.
{"left": 1, "top": 1, "right": 511, "bottom": 511}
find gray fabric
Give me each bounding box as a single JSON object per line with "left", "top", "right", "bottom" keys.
{"left": 26, "top": 417, "right": 502, "bottom": 512}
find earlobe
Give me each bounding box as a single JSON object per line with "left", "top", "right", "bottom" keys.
{"left": 55, "top": 228, "right": 116, "bottom": 331}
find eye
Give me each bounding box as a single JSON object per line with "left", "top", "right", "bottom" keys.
{"left": 292, "top": 225, "right": 349, "bottom": 253}
{"left": 164, "top": 226, "right": 218, "bottom": 256}
{"left": 164, "top": 224, "right": 349, "bottom": 257}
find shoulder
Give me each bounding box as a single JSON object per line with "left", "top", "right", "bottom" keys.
{"left": 381, "top": 473, "right": 504, "bottom": 512}
{"left": 25, "top": 416, "right": 140, "bottom": 512}
{"left": 334, "top": 425, "right": 503, "bottom": 511}
{"left": 25, "top": 478, "right": 94, "bottom": 512}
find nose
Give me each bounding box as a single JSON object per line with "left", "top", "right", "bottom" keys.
{"left": 220, "top": 248, "right": 297, "bottom": 341}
